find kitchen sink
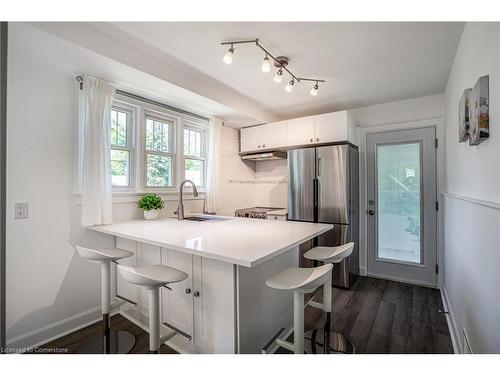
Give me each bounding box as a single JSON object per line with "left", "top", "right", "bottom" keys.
{"left": 184, "top": 216, "right": 226, "bottom": 222}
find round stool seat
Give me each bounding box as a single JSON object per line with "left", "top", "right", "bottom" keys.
{"left": 303, "top": 242, "right": 354, "bottom": 264}
{"left": 118, "top": 264, "right": 188, "bottom": 290}
{"left": 76, "top": 246, "right": 134, "bottom": 263}
{"left": 266, "top": 264, "right": 333, "bottom": 293}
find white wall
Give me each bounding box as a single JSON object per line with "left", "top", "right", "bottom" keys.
{"left": 442, "top": 22, "right": 500, "bottom": 353}
{"left": 5, "top": 23, "right": 203, "bottom": 348}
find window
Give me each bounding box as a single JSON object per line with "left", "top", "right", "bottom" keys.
{"left": 183, "top": 125, "right": 206, "bottom": 187}
{"left": 106, "top": 95, "right": 208, "bottom": 194}
{"left": 110, "top": 108, "right": 133, "bottom": 187}
{"left": 144, "top": 115, "right": 175, "bottom": 188}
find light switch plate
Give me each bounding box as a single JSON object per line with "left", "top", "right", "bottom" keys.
{"left": 14, "top": 202, "right": 29, "bottom": 219}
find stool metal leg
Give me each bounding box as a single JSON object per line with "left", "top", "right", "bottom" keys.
{"left": 293, "top": 290, "right": 304, "bottom": 354}
{"left": 323, "top": 273, "right": 332, "bottom": 354}
{"left": 149, "top": 288, "right": 160, "bottom": 353}
{"left": 76, "top": 262, "right": 136, "bottom": 354}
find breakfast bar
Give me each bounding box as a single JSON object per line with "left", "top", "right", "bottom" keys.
{"left": 90, "top": 215, "right": 332, "bottom": 353}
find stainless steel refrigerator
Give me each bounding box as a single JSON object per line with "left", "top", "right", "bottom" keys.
{"left": 287, "top": 143, "right": 359, "bottom": 288}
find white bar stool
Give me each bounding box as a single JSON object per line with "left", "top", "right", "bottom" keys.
{"left": 75, "top": 245, "right": 137, "bottom": 354}
{"left": 265, "top": 264, "right": 333, "bottom": 354}
{"left": 303, "top": 242, "right": 355, "bottom": 354}
{"left": 118, "top": 264, "right": 188, "bottom": 353}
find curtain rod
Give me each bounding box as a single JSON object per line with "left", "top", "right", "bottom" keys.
{"left": 76, "top": 75, "right": 210, "bottom": 122}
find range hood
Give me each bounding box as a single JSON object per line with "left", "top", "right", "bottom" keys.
{"left": 240, "top": 150, "right": 287, "bottom": 161}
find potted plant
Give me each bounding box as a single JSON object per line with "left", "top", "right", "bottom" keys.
{"left": 137, "top": 194, "right": 164, "bottom": 220}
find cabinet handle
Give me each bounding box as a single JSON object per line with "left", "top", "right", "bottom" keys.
{"left": 258, "top": 145, "right": 261, "bottom": 148}
{"left": 193, "top": 291, "right": 200, "bottom": 297}
{"left": 185, "top": 288, "right": 191, "bottom": 294}
{"left": 262, "top": 144, "right": 266, "bottom": 148}
{"left": 310, "top": 138, "right": 313, "bottom": 142}
{"left": 316, "top": 138, "right": 319, "bottom": 142}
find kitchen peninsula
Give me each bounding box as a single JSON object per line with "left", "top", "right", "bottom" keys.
{"left": 91, "top": 215, "right": 332, "bottom": 353}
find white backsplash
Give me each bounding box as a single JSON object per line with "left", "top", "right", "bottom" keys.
{"left": 218, "top": 127, "right": 288, "bottom": 216}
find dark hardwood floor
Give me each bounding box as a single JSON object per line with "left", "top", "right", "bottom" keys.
{"left": 38, "top": 276, "right": 452, "bottom": 354}
{"left": 39, "top": 314, "right": 177, "bottom": 354}
{"left": 301, "top": 276, "right": 453, "bottom": 354}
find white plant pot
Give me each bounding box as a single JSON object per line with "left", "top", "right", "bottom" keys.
{"left": 143, "top": 209, "right": 160, "bottom": 220}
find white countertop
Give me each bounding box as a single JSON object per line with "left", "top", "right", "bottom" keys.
{"left": 90, "top": 215, "right": 332, "bottom": 268}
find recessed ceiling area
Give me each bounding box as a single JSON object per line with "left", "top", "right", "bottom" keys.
{"left": 108, "top": 22, "right": 464, "bottom": 121}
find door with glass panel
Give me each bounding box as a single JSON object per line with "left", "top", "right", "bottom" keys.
{"left": 366, "top": 127, "right": 437, "bottom": 286}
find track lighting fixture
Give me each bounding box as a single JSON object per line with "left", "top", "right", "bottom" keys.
{"left": 261, "top": 54, "right": 271, "bottom": 72}
{"left": 310, "top": 82, "right": 319, "bottom": 96}
{"left": 220, "top": 38, "right": 325, "bottom": 95}
{"left": 274, "top": 68, "right": 283, "bottom": 83}
{"left": 223, "top": 44, "right": 234, "bottom": 64}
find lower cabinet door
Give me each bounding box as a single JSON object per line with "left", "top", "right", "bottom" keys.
{"left": 192, "top": 256, "right": 236, "bottom": 353}
{"left": 161, "top": 248, "right": 194, "bottom": 339}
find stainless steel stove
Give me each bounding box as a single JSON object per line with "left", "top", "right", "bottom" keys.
{"left": 234, "top": 207, "right": 286, "bottom": 220}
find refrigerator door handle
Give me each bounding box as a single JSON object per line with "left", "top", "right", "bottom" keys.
{"left": 313, "top": 178, "right": 319, "bottom": 222}
{"left": 317, "top": 157, "right": 322, "bottom": 177}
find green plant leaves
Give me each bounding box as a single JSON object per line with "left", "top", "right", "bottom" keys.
{"left": 137, "top": 194, "right": 165, "bottom": 211}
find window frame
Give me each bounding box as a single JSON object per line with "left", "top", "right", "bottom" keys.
{"left": 106, "top": 93, "right": 209, "bottom": 196}
{"left": 110, "top": 103, "right": 135, "bottom": 192}
{"left": 182, "top": 120, "right": 208, "bottom": 189}
{"left": 142, "top": 110, "right": 178, "bottom": 191}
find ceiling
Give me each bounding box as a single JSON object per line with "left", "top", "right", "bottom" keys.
{"left": 107, "top": 22, "right": 464, "bottom": 123}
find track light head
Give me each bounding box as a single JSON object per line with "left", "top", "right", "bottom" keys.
{"left": 274, "top": 68, "right": 283, "bottom": 83}
{"left": 310, "top": 82, "right": 319, "bottom": 96}
{"left": 285, "top": 79, "right": 295, "bottom": 93}
{"left": 261, "top": 54, "right": 271, "bottom": 72}
{"left": 223, "top": 45, "right": 234, "bottom": 64}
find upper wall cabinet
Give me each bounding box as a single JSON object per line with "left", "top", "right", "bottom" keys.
{"left": 240, "top": 126, "right": 262, "bottom": 153}
{"left": 285, "top": 116, "right": 315, "bottom": 146}
{"left": 239, "top": 110, "right": 358, "bottom": 153}
{"left": 314, "top": 111, "right": 353, "bottom": 144}
{"left": 261, "top": 121, "right": 286, "bottom": 149}
{"left": 240, "top": 121, "right": 286, "bottom": 152}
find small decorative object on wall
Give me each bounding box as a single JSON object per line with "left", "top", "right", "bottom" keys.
{"left": 458, "top": 88, "right": 471, "bottom": 142}
{"left": 469, "top": 75, "right": 489, "bottom": 146}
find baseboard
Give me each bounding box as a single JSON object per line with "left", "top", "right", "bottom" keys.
{"left": 6, "top": 306, "right": 102, "bottom": 352}
{"left": 441, "top": 284, "right": 460, "bottom": 354}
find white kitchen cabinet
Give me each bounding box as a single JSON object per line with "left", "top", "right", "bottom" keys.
{"left": 240, "top": 121, "right": 286, "bottom": 152}
{"left": 193, "top": 256, "right": 235, "bottom": 353}
{"left": 160, "top": 248, "right": 235, "bottom": 352}
{"left": 314, "top": 111, "right": 349, "bottom": 143}
{"left": 161, "top": 248, "right": 194, "bottom": 339}
{"left": 240, "top": 126, "right": 262, "bottom": 153}
{"left": 285, "top": 116, "right": 315, "bottom": 146}
{"left": 261, "top": 121, "right": 286, "bottom": 149}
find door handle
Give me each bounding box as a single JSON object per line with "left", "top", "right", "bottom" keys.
{"left": 193, "top": 291, "right": 200, "bottom": 297}
{"left": 185, "top": 288, "right": 191, "bottom": 294}
{"left": 367, "top": 209, "right": 375, "bottom": 216}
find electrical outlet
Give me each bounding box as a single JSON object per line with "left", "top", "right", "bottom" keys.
{"left": 14, "top": 202, "right": 29, "bottom": 219}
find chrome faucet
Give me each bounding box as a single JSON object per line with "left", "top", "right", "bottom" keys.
{"left": 174, "top": 179, "right": 199, "bottom": 220}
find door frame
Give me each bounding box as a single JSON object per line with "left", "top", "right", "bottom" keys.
{"left": 358, "top": 118, "right": 445, "bottom": 288}
{"left": 366, "top": 127, "right": 437, "bottom": 286}
{"left": 0, "top": 22, "right": 7, "bottom": 352}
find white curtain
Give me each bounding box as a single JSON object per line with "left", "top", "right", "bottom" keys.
{"left": 205, "top": 117, "right": 223, "bottom": 214}
{"left": 78, "top": 75, "right": 116, "bottom": 226}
